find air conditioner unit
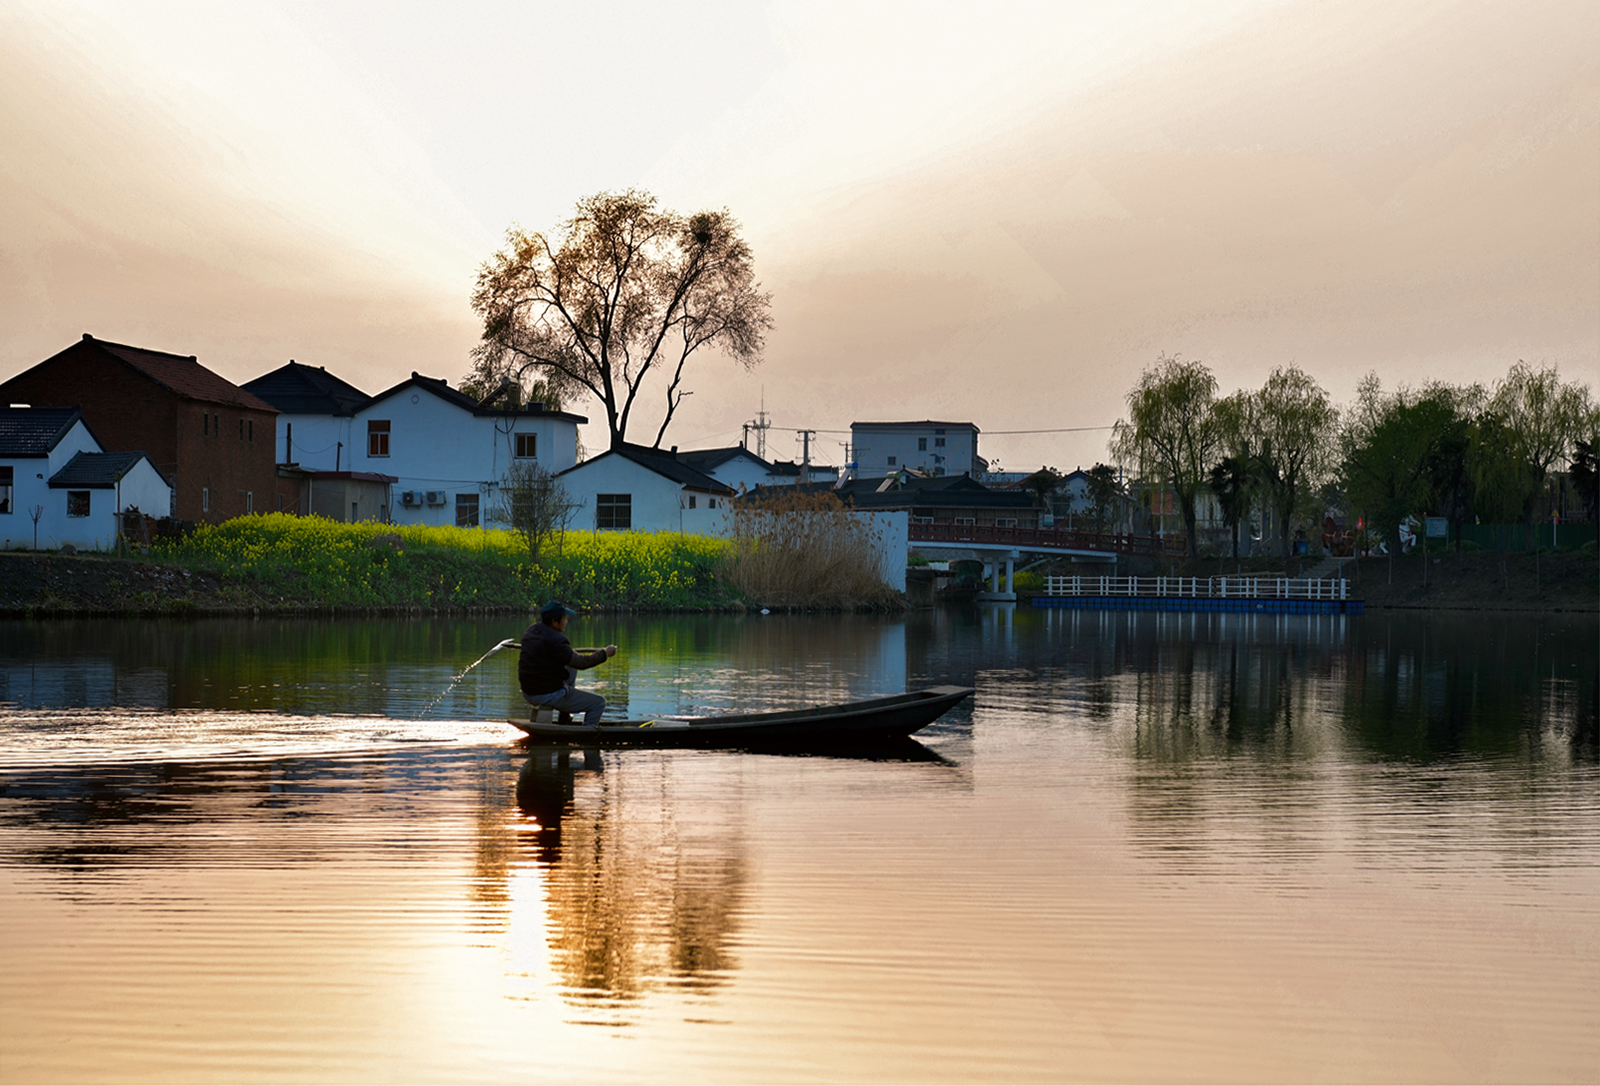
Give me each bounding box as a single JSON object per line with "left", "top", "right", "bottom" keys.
{"left": 401, "top": 490, "right": 420, "bottom": 507}
{"left": 425, "top": 490, "right": 446, "bottom": 505}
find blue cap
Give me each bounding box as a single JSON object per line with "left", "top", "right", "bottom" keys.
{"left": 540, "top": 599, "right": 578, "bottom": 620}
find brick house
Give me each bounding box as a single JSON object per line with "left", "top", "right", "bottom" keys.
{"left": 0, "top": 334, "right": 278, "bottom": 523}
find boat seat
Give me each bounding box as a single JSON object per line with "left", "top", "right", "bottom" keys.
{"left": 531, "top": 708, "right": 559, "bottom": 724}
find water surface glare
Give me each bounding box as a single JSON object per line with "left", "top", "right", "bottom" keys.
{"left": 0, "top": 610, "right": 1595, "bottom": 1082}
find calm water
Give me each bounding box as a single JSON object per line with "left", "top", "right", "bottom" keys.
{"left": 0, "top": 609, "right": 1595, "bottom": 1083}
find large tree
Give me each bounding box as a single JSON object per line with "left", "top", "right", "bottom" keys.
{"left": 1111, "top": 355, "right": 1222, "bottom": 557}
{"left": 469, "top": 190, "right": 772, "bottom": 451}
{"left": 1251, "top": 365, "right": 1337, "bottom": 557}
{"left": 1339, "top": 375, "right": 1471, "bottom": 548}
{"left": 1480, "top": 361, "right": 1593, "bottom": 540}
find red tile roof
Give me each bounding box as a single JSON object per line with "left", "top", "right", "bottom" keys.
{"left": 88, "top": 336, "right": 278, "bottom": 413}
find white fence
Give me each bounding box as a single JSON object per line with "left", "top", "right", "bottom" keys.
{"left": 1045, "top": 575, "right": 1349, "bottom": 601}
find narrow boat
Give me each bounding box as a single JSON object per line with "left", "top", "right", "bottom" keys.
{"left": 508, "top": 685, "right": 974, "bottom": 748}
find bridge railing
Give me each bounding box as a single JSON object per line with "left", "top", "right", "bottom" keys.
{"left": 1045, "top": 575, "right": 1349, "bottom": 600}
{"left": 908, "top": 522, "right": 1185, "bottom": 557}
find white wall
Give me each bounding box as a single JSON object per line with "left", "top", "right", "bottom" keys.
{"left": 857, "top": 509, "right": 908, "bottom": 592}
{"left": 702, "top": 453, "right": 772, "bottom": 495}
{"left": 277, "top": 413, "right": 355, "bottom": 470}
{"left": 1, "top": 420, "right": 103, "bottom": 549}
{"left": 346, "top": 387, "right": 581, "bottom": 527}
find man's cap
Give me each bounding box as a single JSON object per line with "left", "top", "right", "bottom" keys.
{"left": 540, "top": 599, "right": 579, "bottom": 620}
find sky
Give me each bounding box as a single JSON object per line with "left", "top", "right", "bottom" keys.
{"left": 2, "top": 0, "right": 1596, "bottom": 472}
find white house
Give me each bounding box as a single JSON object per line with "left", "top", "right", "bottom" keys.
{"left": 0, "top": 407, "right": 172, "bottom": 550}
{"left": 850, "top": 420, "right": 985, "bottom": 479}
{"left": 558, "top": 444, "right": 735, "bottom": 534}
{"left": 246, "top": 368, "right": 588, "bottom": 527}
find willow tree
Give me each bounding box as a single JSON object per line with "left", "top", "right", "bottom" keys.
{"left": 1111, "top": 355, "right": 1221, "bottom": 557}
{"left": 1251, "top": 365, "right": 1337, "bottom": 557}
{"left": 1478, "top": 361, "right": 1594, "bottom": 543}
{"left": 469, "top": 190, "right": 773, "bottom": 451}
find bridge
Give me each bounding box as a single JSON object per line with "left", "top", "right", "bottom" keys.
{"left": 907, "top": 522, "right": 1186, "bottom": 601}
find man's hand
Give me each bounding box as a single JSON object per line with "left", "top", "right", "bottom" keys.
{"left": 605, "top": 644, "right": 618, "bottom": 658}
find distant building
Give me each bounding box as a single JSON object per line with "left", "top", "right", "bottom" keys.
{"left": 850, "top": 421, "right": 985, "bottom": 479}
{"left": 0, "top": 334, "right": 277, "bottom": 523}
{"left": 676, "top": 446, "right": 835, "bottom": 493}
{"left": 746, "top": 472, "right": 1040, "bottom": 529}
{"left": 0, "top": 407, "right": 170, "bottom": 549}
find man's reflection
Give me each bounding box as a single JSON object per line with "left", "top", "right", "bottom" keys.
{"left": 514, "top": 745, "right": 601, "bottom": 863}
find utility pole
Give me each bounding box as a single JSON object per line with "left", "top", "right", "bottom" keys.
{"left": 746, "top": 405, "right": 771, "bottom": 460}
{"left": 798, "top": 429, "right": 815, "bottom": 477}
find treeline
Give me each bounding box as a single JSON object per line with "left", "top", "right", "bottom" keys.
{"left": 1106, "top": 355, "right": 1598, "bottom": 557}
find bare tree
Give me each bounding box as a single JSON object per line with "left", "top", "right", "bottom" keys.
{"left": 29, "top": 504, "right": 43, "bottom": 550}
{"left": 1111, "top": 355, "right": 1222, "bottom": 557}
{"left": 491, "top": 461, "right": 579, "bottom": 564}
{"left": 470, "top": 190, "right": 773, "bottom": 451}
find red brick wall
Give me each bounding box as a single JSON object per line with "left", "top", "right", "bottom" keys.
{"left": 0, "top": 341, "right": 278, "bottom": 523}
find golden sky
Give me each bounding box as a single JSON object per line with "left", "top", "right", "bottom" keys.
{"left": 2, "top": 0, "right": 1595, "bottom": 470}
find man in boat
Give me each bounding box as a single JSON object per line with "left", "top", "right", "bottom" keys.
{"left": 519, "top": 600, "right": 618, "bottom": 726}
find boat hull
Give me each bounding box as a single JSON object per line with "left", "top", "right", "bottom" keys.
{"left": 508, "top": 685, "right": 974, "bottom": 748}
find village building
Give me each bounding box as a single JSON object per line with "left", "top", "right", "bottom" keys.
{"left": 675, "top": 446, "right": 836, "bottom": 493}
{"left": 0, "top": 407, "right": 170, "bottom": 550}
{"left": 850, "top": 420, "right": 985, "bottom": 479}
{"left": 0, "top": 335, "right": 277, "bottom": 523}
{"left": 558, "top": 444, "right": 735, "bottom": 534}
{"left": 345, "top": 373, "right": 586, "bottom": 527}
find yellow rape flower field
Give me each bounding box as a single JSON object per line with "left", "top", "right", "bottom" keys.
{"left": 153, "top": 514, "right": 734, "bottom": 610}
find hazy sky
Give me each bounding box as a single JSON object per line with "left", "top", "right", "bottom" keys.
{"left": 3, "top": 0, "right": 1595, "bottom": 471}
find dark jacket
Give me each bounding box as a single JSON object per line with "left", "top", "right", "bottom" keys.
{"left": 519, "top": 622, "right": 608, "bottom": 696}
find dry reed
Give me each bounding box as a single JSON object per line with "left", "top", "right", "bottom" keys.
{"left": 719, "top": 490, "right": 902, "bottom": 608}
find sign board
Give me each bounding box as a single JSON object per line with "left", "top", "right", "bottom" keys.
{"left": 1425, "top": 516, "right": 1448, "bottom": 538}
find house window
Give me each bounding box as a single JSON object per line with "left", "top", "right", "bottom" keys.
{"left": 203, "top": 414, "right": 209, "bottom": 437}
{"left": 996, "top": 517, "right": 1017, "bottom": 528}
{"left": 67, "top": 490, "right": 90, "bottom": 517}
{"left": 955, "top": 516, "right": 975, "bottom": 526}
{"left": 918, "top": 437, "right": 927, "bottom": 451}
{"left": 352, "top": 501, "right": 359, "bottom": 522}
{"left": 248, "top": 419, "right": 254, "bottom": 442}
{"left": 935, "top": 437, "right": 946, "bottom": 448}
{"left": 277, "top": 494, "right": 284, "bottom": 512}
{"left": 515, "top": 433, "right": 537, "bottom": 459}
{"left": 246, "top": 491, "right": 254, "bottom": 513}
{"left": 368, "top": 420, "right": 391, "bottom": 457}
{"left": 455, "top": 493, "right": 480, "bottom": 527}
{"left": 596, "top": 493, "right": 631, "bottom": 530}
{"left": 0, "top": 466, "right": 11, "bottom": 514}
{"left": 239, "top": 418, "right": 245, "bottom": 440}
{"left": 888, "top": 455, "right": 897, "bottom": 466}
{"left": 202, "top": 487, "right": 210, "bottom": 513}
{"left": 686, "top": 495, "right": 696, "bottom": 509}
{"left": 709, "top": 498, "right": 718, "bottom": 509}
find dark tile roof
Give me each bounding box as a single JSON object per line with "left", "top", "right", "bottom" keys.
{"left": 365, "top": 373, "right": 588, "bottom": 424}
{"left": 80, "top": 335, "right": 278, "bottom": 413}
{"left": 48, "top": 450, "right": 164, "bottom": 489}
{"left": 742, "top": 474, "right": 1035, "bottom": 511}
{"left": 563, "top": 443, "right": 734, "bottom": 493}
{"left": 243, "top": 361, "right": 370, "bottom": 416}
{"left": 677, "top": 446, "right": 771, "bottom": 472}
{"left": 0, "top": 407, "right": 88, "bottom": 457}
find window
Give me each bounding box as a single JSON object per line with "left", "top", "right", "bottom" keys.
{"left": 515, "top": 432, "right": 537, "bottom": 459}
{"left": 246, "top": 491, "right": 253, "bottom": 513}
{"left": 686, "top": 495, "right": 696, "bottom": 509}
{"left": 0, "top": 465, "right": 11, "bottom": 514}
{"left": 202, "top": 487, "right": 210, "bottom": 513}
{"left": 918, "top": 437, "right": 927, "bottom": 451}
{"left": 277, "top": 494, "right": 284, "bottom": 512}
{"left": 955, "top": 516, "right": 975, "bottom": 526}
{"left": 203, "top": 414, "right": 209, "bottom": 437}
{"left": 368, "top": 420, "right": 391, "bottom": 457}
{"left": 996, "top": 517, "right": 1017, "bottom": 528}
{"left": 248, "top": 419, "right": 254, "bottom": 442}
{"left": 239, "top": 418, "right": 244, "bottom": 440}
{"left": 455, "top": 493, "right": 480, "bottom": 527}
{"left": 935, "top": 437, "right": 945, "bottom": 448}
{"left": 709, "top": 498, "right": 718, "bottom": 509}
{"left": 67, "top": 490, "right": 90, "bottom": 517}
{"left": 887, "top": 455, "right": 897, "bottom": 466}
{"left": 352, "top": 501, "right": 359, "bottom": 522}
{"left": 596, "top": 493, "right": 631, "bottom": 530}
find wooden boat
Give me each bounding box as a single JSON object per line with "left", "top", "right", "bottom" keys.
{"left": 508, "top": 685, "right": 974, "bottom": 748}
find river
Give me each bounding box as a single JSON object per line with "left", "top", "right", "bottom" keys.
{"left": 0, "top": 608, "right": 1595, "bottom": 1083}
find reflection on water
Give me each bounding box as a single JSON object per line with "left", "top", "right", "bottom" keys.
{"left": 0, "top": 609, "right": 1595, "bottom": 1082}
